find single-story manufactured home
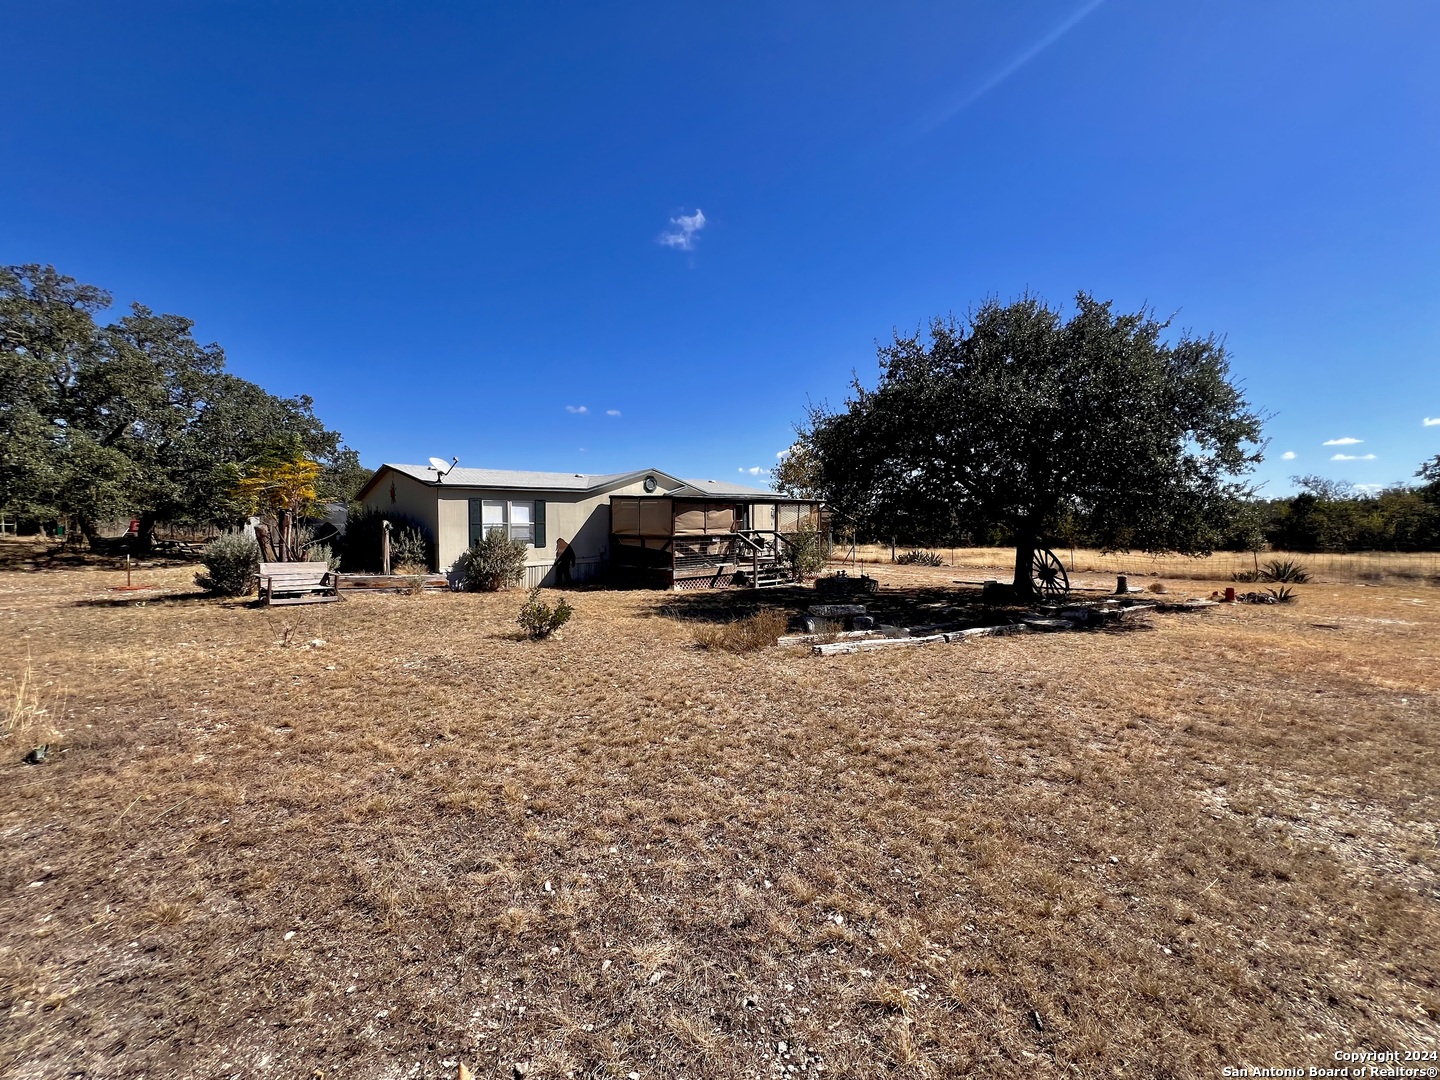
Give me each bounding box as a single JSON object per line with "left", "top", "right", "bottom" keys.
{"left": 357, "top": 464, "right": 826, "bottom": 589}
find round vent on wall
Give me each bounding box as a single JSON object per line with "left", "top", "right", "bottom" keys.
{"left": 643, "top": 475, "right": 658, "bottom": 493}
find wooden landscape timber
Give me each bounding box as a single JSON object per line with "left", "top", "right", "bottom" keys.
{"left": 803, "top": 598, "right": 1167, "bottom": 654}
{"left": 337, "top": 572, "right": 450, "bottom": 594}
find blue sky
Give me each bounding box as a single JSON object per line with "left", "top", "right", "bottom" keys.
{"left": 5, "top": 2, "right": 1438, "bottom": 496}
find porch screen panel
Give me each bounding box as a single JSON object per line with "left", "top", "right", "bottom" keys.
{"left": 751, "top": 502, "right": 775, "bottom": 531}
{"left": 706, "top": 503, "right": 736, "bottom": 532}
{"left": 612, "top": 498, "right": 640, "bottom": 536}
{"left": 778, "top": 504, "right": 802, "bottom": 533}
{"left": 673, "top": 504, "right": 708, "bottom": 535}
{"left": 638, "top": 497, "right": 672, "bottom": 537}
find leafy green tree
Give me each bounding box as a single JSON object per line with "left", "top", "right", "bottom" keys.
{"left": 1419, "top": 455, "right": 1440, "bottom": 501}
{"left": 0, "top": 265, "right": 113, "bottom": 524}
{"left": 1, "top": 264, "right": 360, "bottom": 549}
{"left": 771, "top": 440, "right": 822, "bottom": 499}
{"left": 793, "top": 294, "right": 1266, "bottom": 598}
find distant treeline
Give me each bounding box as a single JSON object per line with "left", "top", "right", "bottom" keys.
{"left": 1225, "top": 473, "right": 1440, "bottom": 554}
{"left": 851, "top": 467, "right": 1440, "bottom": 555}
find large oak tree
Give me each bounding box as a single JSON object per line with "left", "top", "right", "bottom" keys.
{"left": 783, "top": 293, "right": 1266, "bottom": 598}
{"left": 1, "top": 264, "right": 366, "bottom": 548}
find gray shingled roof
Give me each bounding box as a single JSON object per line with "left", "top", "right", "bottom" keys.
{"left": 385, "top": 463, "right": 641, "bottom": 491}
{"left": 677, "top": 477, "right": 776, "bottom": 497}
{"left": 379, "top": 463, "right": 781, "bottom": 498}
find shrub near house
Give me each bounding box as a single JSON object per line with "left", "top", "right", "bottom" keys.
{"left": 458, "top": 529, "right": 528, "bottom": 592}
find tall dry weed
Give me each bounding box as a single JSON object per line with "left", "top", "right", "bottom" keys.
{"left": 692, "top": 609, "right": 788, "bottom": 652}
{"left": 3, "top": 658, "right": 63, "bottom": 751}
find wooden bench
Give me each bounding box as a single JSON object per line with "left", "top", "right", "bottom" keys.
{"left": 258, "top": 561, "right": 341, "bottom": 606}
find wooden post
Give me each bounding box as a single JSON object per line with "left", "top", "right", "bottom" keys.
{"left": 381, "top": 520, "right": 392, "bottom": 576}
{"left": 1116, "top": 575, "right": 1128, "bottom": 595}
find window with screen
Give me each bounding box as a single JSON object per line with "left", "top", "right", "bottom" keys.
{"left": 469, "top": 498, "right": 544, "bottom": 548}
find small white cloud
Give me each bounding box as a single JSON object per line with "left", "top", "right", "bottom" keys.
{"left": 565, "top": 405, "right": 588, "bottom": 414}
{"left": 1425, "top": 417, "right": 1440, "bottom": 426}
{"left": 1331, "top": 453, "right": 1377, "bottom": 461}
{"left": 738, "top": 466, "right": 763, "bottom": 476}
{"left": 1281, "top": 451, "right": 1296, "bottom": 460}
{"left": 776, "top": 449, "right": 790, "bottom": 459}
{"left": 1322, "top": 437, "right": 1362, "bottom": 446}
{"left": 1354, "top": 483, "right": 1385, "bottom": 493}
{"left": 658, "top": 208, "right": 706, "bottom": 251}
{"left": 606, "top": 409, "right": 621, "bottom": 417}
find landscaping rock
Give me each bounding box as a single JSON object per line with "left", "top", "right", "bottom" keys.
{"left": 808, "top": 604, "right": 867, "bottom": 617}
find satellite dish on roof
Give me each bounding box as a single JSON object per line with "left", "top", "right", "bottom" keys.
{"left": 428, "top": 456, "right": 458, "bottom": 482}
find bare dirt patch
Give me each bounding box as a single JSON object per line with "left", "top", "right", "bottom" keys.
{"left": 1, "top": 552, "right": 1437, "bottom": 1078}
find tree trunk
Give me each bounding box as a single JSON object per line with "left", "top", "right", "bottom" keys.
{"left": 136, "top": 511, "right": 160, "bottom": 555}
{"left": 1012, "top": 531, "right": 1037, "bottom": 602}
{"left": 77, "top": 516, "right": 104, "bottom": 551}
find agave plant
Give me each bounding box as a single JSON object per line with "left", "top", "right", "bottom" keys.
{"left": 1261, "top": 558, "right": 1310, "bottom": 584}
{"left": 895, "top": 549, "right": 944, "bottom": 566}
{"left": 1266, "top": 585, "right": 1298, "bottom": 604}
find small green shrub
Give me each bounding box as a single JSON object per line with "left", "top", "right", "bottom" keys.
{"left": 895, "top": 549, "right": 944, "bottom": 566}
{"left": 692, "top": 609, "right": 789, "bottom": 653}
{"left": 458, "top": 528, "right": 528, "bottom": 592}
{"left": 195, "top": 532, "right": 261, "bottom": 597}
{"left": 338, "top": 507, "right": 436, "bottom": 573}
{"left": 517, "top": 587, "right": 573, "bottom": 639}
{"left": 782, "top": 521, "right": 831, "bottom": 581}
{"left": 1231, "top": 569, "right": 1263, "bottom": 583}
{"left": 1261, "top": 558, "right": 1310, "bottom": 584}
{"left": 1267, "top": 585, "right": 1298, "bottom": 604}
{"left": 389, "top": 526, "right": 430, "bottom": 571}
{"left": 293, "top": 525, "right": 340, "bottom": 570}
{"left": 306, "top": 542, "right": 339, "bottom": 570}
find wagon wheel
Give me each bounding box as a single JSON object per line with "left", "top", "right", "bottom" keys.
{"left": 1030, "top": 547, "right": 1069, "bottom": 599}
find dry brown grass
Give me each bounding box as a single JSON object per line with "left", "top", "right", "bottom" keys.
{"left": 691, "top": 608, "right": 789, "bottom": 653}
{"left": 1, "top": 536, "right": 1437, "bottom": 1078}
{"left": 846, "top": 543, "right": 1440, "bottom": 587}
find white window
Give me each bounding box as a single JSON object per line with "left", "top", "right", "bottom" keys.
{"left": 470, "top": 498, "right": 535, "bottom": 547}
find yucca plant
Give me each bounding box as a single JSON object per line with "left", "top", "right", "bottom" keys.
{"left": 895, "top": 549, "right": 944, "bottom": 566}
{"left": 1261, "top": 558, "right": 1310, "bottom": 584}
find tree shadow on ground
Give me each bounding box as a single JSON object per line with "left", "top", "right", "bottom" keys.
{"left": 639, "top": 581, "right": 1009, "bottom": 630}
{"left": 0, "top": 538, "right": 201, "bottom": 573}
{"left": 71, "top": 591, "right": 241, "bottom": 609}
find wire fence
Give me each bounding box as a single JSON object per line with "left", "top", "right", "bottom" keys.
{"left": 845, "top": 545, "right": 1440, "bottom": 587}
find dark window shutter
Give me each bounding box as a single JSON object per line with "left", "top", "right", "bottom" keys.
{"left": 533, "top": 500, "right": 546, "bottom": 549}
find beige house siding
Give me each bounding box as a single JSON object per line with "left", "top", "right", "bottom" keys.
{"left": 366, "top": 474, "right": 658, "bottom": 583}
{"left": 363, "top": 470, "right": 440, "bottom": 541}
